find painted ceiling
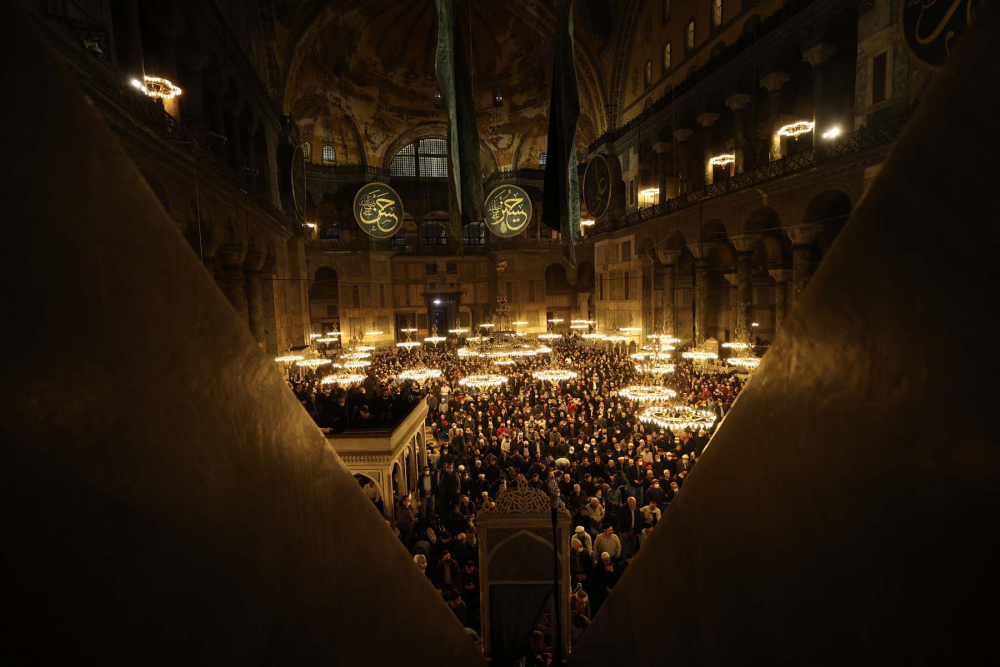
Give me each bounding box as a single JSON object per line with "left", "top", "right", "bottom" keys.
{"left": 274, "top": 0, "right": 620, "bottom": 170}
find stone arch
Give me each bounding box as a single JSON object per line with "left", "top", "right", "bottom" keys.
{"left": 701, "top": 218, "right": 729, "bottom": 246}
{"left": 545, "top": 263, "right": 572, "bottom": 297}
{"left": 380, "top": 122, "right": 447, "bottom": 171}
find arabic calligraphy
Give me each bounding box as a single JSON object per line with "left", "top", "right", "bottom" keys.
{"left": 583, "top": 155, "right": 612, "bottom": 220}
{"left": 900, "top": 0, "right": 979, "bottom": 69}
{"left": 485, "top": 185, "right": 532, "bottom": 238}
{"left": 353, "top": 183, "right": 404, "bottom": 238}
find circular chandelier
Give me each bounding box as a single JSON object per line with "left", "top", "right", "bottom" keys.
{"left": 620, "top": 385, "right": 678, "bottom": 403}
{"left": 274, "top": 355, "right": 304, "bottom": 363}
{"left": 682, "top": 350, "right": 718, "bottom": 361}
{"left": 343, "top": 360, "right": 371, "bottom": 369}
{"left": 532, "top": 369, "right": 578, "bottom": 382}
{"left": 721, "top": 341, "right": 750, "bottom": 350}
{"left": 460, "top": 374, "right": 509, "bottom": 388}
{"left": 343, "top": 352, "right": 371, "bottom": 360}
{"left": 581, "top": 333, "right": 606, "bottom": 340}
{"left": 449, "top": 328, "right": 469, "bottom": 334}
{"left": 296, "top": 358, "right": 332, "bottom": 368}
{"left": 631, "top": 351, "right": 673, "bottom": 361}
{"left": 634, "top": 363, "right": 676, "bottom": 375}
{"left": 639, "top": 404, "right": 717, "bottom": 431}
{"left": 492, "top": 359, "right": 516, "bottom": 366}
{"left": 321, "top": 373, "right": 365, "bottom": 386}
{"left": 396, "top": 341, "right": 421, "bottom": 350}
{"left": 604, "top": 334, "right": 628, "bottom": 342}
{"left": 727, "top": 356, "right": 761, "bottom": 369}
{"left": 398, "top": 368, "right": 443, "bottom": 383}
{"left": 538, "top": 333, "right": 562, "bottom": 340}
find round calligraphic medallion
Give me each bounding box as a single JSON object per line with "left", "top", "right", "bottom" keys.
{"left": 899, "top": 0, "right": 980, "bottom": 70}
{"left": 583, "top": 155, "right": 612, "bottom": 220}
{"left": 353, "top": 182, "right": 404, "bottom": 238}
{"left": 485, "top": 184, "right": 533, "bottom": 238}
{"left": 291, "top": 148, "right": 306, "bottom": 220}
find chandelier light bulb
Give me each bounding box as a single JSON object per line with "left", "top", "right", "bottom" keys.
{"left": 777, "top": 120, "right": 815, "bottom": 137}
{"left": 709, "top": 154, "right": 736, "bottom": 167}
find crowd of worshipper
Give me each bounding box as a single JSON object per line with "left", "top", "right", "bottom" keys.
{"left": 285, "top": 335, "right": 746, "bottom": 655}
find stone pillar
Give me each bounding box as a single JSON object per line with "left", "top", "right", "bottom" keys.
{"left": 653, "top": 141, "right": 674, "bottom": 200}
{"left": 217, "top": 244, "right": 248, "bottom": 324}
{"left": 732, "top": 234, "right": 758, "bottom": 335}
{"left": 656, "top": 249, "right": 680, "bottom": 336}
{"left": 690, "top": 245, "right": 714, "bottom": 343}
{"left": 672, "top": 129, "right": 693, "bottom": 195}
{"left": 245, "top": 245, "right": 266, "bottom": 347}
{"left": 760, "top": 71, "right": 791, "bottom": 162}
{"left": 109, "top": 0, "right": 145, "bottom": 83}
{"left": 260, "top": 254, "right": 279, "bottom": 354}
{"left": 726, "top": 93, "right": 752, "bottom": 174}
{"left": 803, "top": 43, "right": 837, "bottom": 139}
{"left": 788, "top": 223, "right": 824, "bottom": 309}
{"left": 697, "top": 112, "right": 721, "bottom": 185}
{"left": 176, "top": 53, "right": 205, "bottom": 132}
{"left": 225, "top": 106, "right": 244, "bottom": 172}
{"left": 769, "top": 268, "right": 791, "bottom": 331}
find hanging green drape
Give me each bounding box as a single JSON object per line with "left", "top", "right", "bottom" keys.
{"left": 435, "top": 0, "right": 486, "bottom": 255}
{"left": 542, "top": 0, "right": 581, "bottom": 270}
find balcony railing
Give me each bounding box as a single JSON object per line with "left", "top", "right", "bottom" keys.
{"left": 589, "top": 112, "right": 910, "bottom": 236}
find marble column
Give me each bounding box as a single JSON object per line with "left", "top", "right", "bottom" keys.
{"left": 217, "top": 244, "right": 248, "bottom": 324}
{"left": 697, "top": 111, "right": 721, "bottom": 185}
{"left": 225, "top": 106, "right": 244, "bottom": 173}
{"left": 732, "top": 234, "right": 758, "bottom": 335}
{"left": 656, "top": 249, "right": 680, "bottom": 336}
{"left": 803, "top": 43, "right": 837, "bottom": 139}
{"left": 726, "top": 93, "right": 752, "bottom": 174}
{"left": 769, "top": 268, "right": 791, "bottom": 331}
{"left": 690, "top": 244, "right": 714, "bottom": 343}
{"left": 245, "top": 246, "right": 266, "bottom": 347}
{"left": 259, "top": 254, "right": 278, "bottom": 354}
{"left": 672, "top": 129, "right": 693, "bottom": 195}
{"left": 788, "top": 223, "right": 824, "bottom": 309}
{"left": 653, "top": 141, "right": 674, "bottom": 200}
{"left": 760, "top": 71, "right": 791, "bottom": 162}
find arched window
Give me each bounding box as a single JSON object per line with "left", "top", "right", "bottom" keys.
{"left": 662, "top": 42, "right": 672, "bottom": 72}
{"left": 662, "top": 0, "right": 671, "bottom": 24}
{"left": 644, "top": 59, "right": 652, "bottom": 88}
{"left": 685, "top": 20, "right": 696, "bottom": 52}
{"left": 422, "top": 221, "right": 449, "bottom": 246}
{"left": 462, "top": 222, "right": 486, "bottom": 246}
{"left": 389, "top": 139, "right": 449, "bottom": 178}
{"left": 711, "top": 0, "right": 723, "bottom": 30}
{"left": 301, "top": 141, "right": 311, "bottom": 160}
{"left": 322, "top": 144, "right": 336, "bottom": 165}
{"left": 320, "top": 222, "right": 339, "bottom": 240}
{"left": 539, "top": 152, "right": 548, "bottom": 167}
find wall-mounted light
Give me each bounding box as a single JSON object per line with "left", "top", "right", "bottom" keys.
{"left": 580, "top": 219, "right": 595, "bottom": 227}
{"left": 821, "top": 126, "right": 842, "bottom": 140}
{"left": 709, "top": 154, "right": 736, "bottom": 167}
{"left": 134, "top": 75, "right": 183, "bottom": 100}
{"left": 777, "top": 121, "right": 815, "bottom": 137}
{"left": 433, "top": 299, "right": 442, "bottom": 305}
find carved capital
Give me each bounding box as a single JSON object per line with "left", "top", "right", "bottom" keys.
{"left": 731, "top": 233, "right": 759, "bottom": 253}
{"left": 696, "top": 112, "right": 721, "bottom": 128}
{"left": 769, "top": 268, "right": 791, "bottom": 284}
{"left": 656, "top": 249, "right": 682, "bottom": 266}
{"left": 673, "top": 128, "right": 694, "bottom": 143}
{"left": 802, "top": 42, "right": 837, "bottom": 68}
{"left": 760, "top": 71, "right": 791, "bottom": 93}
{"left": 722, "top": 272, "right": 739, "bottom": 286}
{"left": 689, "top": 243, "right": 716, "bottom": 260}
{"left": 787, "top": 222, "right": 825, "bottom": 246}
{"left": 652, "top": 141, "right": 672, "bottom": 154}
{"left": 725, "top": 93, "right": 752, "bottom": 112}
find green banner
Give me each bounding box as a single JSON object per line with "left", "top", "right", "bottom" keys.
{"left": 435, "top": 0, "right": 485, "bottom": 254}
{"left": 541, "top": 0, "right": 581, "bottom": 270}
